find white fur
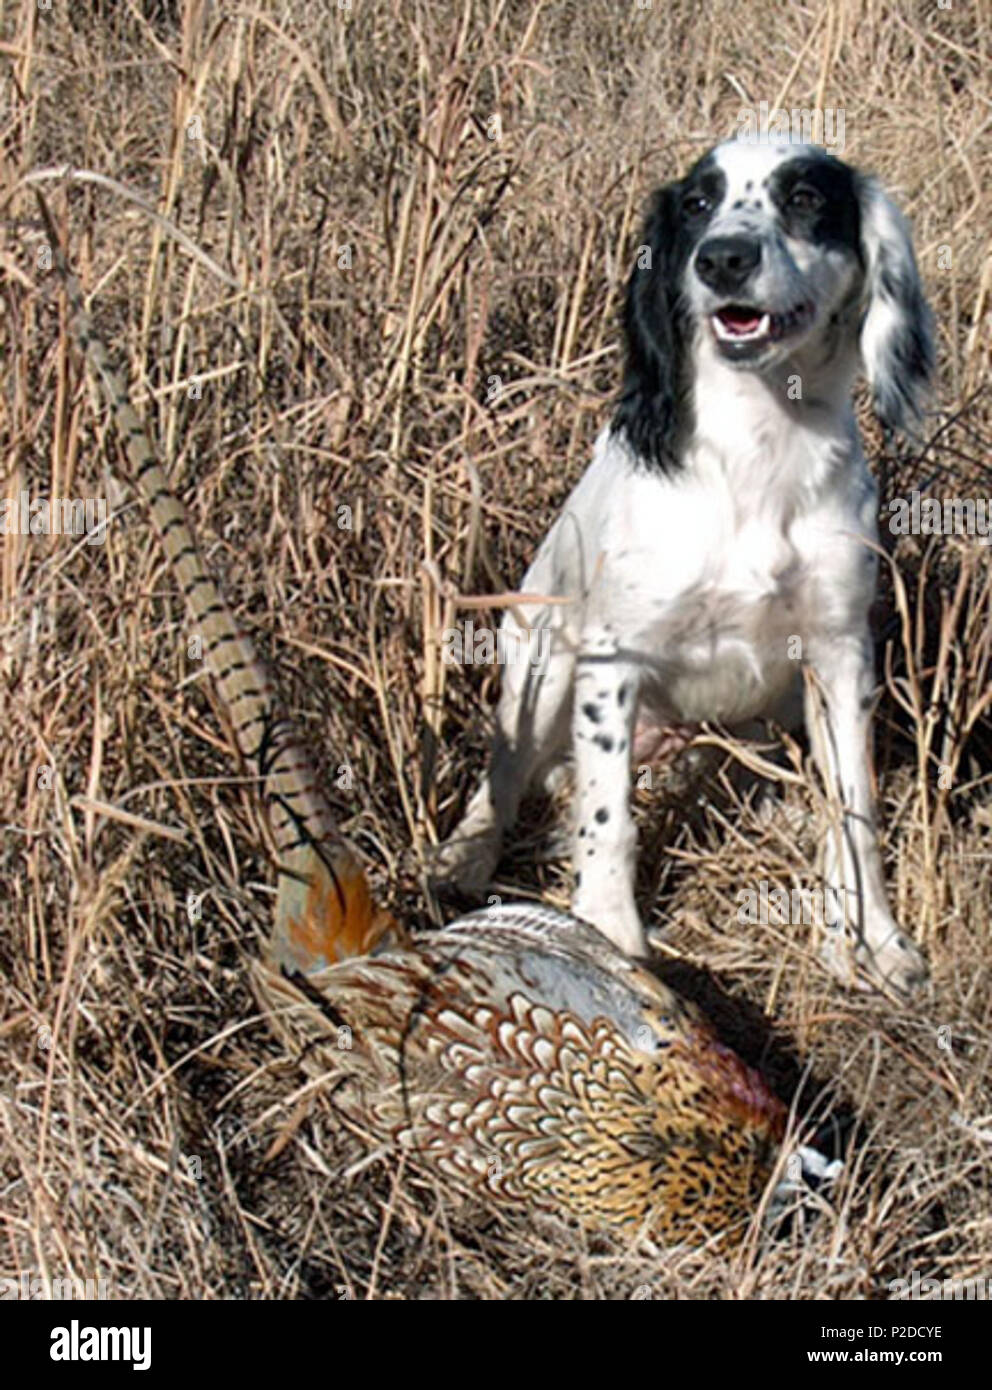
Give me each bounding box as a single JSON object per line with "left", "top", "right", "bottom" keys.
{"left": 436, "top": 141, "right": 932, "bottom": 995}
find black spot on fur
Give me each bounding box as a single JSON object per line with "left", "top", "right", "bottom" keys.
{"left": 618, "top": 682, "right": 630, "bottom": 707}
{"left": 594, "top": 733, "right": 615, "bottom": 753}
{"left": 582, "top": 701, "right": 604, "bottom": 724}
{"left": 595, "top": 807, "right": 609, "bottom": 824}
{"left": 767, "top": 153, "right": 861, "bottom": 257}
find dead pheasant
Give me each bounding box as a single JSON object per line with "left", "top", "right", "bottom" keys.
{"left": 40, "top": 196, "right": 840, "bottom": 1247}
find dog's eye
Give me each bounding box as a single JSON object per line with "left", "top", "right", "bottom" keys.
{"left": 682, "top": 193, "right": 712, "bottom": 217}
{"left": 787, "top": 185, "right": 823, "bottom": 214}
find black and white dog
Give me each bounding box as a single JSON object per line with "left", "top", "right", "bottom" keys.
{"left": 436, "top": 139, "right": 933, "bottom": 994}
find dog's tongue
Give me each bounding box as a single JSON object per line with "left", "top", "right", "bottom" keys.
{"left": 719, "top": 307, "right": 763, "bottom": 335}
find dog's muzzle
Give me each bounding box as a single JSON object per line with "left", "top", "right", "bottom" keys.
{"left": 695, "top": 235, "right": 762, "bottom": 298}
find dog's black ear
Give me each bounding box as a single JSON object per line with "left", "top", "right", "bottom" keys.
{"left": 611, "top": 182, "right": 689, "bottom": 471}
{"left": 856, "top": 174, "right": 934, "bottom": 435}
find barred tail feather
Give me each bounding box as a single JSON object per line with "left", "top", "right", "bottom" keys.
{"left": 39, "top": 193, "right": 393, "bottom": 969}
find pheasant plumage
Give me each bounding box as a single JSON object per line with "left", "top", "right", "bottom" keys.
{"left": 42, "top": 198, "right": 835, "bottom": 1247}
{"left": 259, "top": 904, "right": 792, "bottom": 1242}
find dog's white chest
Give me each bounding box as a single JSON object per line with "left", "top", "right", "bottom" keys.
{"left": 594, "top": 468, "right": 818, "bottom": 723}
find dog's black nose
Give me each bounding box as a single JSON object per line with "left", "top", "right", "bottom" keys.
{"left": 695, "top": 236, "right": 762, "bottom": 296}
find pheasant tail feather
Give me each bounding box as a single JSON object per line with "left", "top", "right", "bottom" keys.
{"left": 37, "top": 192, "right": 393, "bottom": 970}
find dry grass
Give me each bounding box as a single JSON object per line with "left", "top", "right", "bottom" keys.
{"left": 1, "top": 0, "right": 990, "bottom": 1299}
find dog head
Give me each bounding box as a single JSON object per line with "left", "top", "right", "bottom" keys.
{"left": 614, "top": 140, "right": 934, "bottom": 469}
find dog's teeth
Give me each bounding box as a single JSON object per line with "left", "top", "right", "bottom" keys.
{"left": 713, "top": 312, "right": 771, "bottom": 343}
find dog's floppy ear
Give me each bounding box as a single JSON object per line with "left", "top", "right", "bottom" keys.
{"left": 611, "top": 182, "right": 690, "bottom": 471}
{"left": 856, "top": 174, "right": 934, "bottom": 434}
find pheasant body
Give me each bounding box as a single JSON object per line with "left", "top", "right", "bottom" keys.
{"left": 258, "top": 904, "right": 788, "bottom": 1242}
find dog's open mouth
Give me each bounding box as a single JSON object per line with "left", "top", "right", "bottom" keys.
{"left": 711, "top": 302, "right": 813, "bottom": 353}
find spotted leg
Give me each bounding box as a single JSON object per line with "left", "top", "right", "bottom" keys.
{"left": 571, "top": 632, "right": 645, "bottom": 956}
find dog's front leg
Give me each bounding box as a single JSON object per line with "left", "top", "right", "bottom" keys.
{"left": 805, "top": 638, "right": 927, "bottom": 994}
{"left": 571, "top": 630, "right": 645, "bottom": 956}
{"left": 432, "top": 620, "right": 575, "bottom": 900}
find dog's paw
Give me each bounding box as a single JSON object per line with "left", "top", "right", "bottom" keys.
{"left": 859, "top": 925, "right": 929, "bottom": 996}
{"left": 430, "top": 825, "right": 502, "bottom": 901}
{"left": 819, "top": 920, "right": 928, "bottom": 997}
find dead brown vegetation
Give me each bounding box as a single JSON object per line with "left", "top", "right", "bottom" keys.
{"left": 1, "top": 0, "right": 990, "bottom": 1299}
